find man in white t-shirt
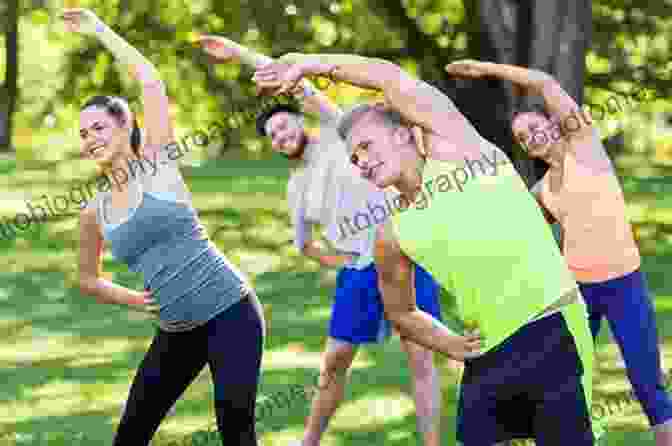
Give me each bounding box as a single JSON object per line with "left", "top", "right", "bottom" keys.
{"left": 198, "top": 36, "right": 444, "bottom": 446}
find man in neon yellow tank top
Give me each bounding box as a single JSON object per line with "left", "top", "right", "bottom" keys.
{"left": 253, "top": 54, "right": 597, "bottom": 445}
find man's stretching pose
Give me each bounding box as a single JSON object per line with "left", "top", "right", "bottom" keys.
{"left": 446, "top": 59, "right": 672, "bottom": 446}
{"left": 253, "top": 54, "right": 598, "bottom": 445}
{"left": 199, "top": 36, "right": 443, "bottom": 446}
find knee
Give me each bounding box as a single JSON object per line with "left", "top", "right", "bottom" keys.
{"left": 319, "top": 345, "right": 355, "bottom": 389}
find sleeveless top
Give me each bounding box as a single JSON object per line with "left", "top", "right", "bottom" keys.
{"left": 537, "top": 129, "right": 641, "bottom": 283}
{"left": 90, "top": 142, "right": 250, "bottom": 332}
{"left": 389, "top": 141, "right": 578, "bottom": 353}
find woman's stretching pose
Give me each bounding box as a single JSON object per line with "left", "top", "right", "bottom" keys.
{"left": 66, "top": 9, "right": 264, "bottom": 445}
{"left": 253, "top": 53, "right": 597, "bottom": 446}
{"left": 446, "top": 59, "right": 672, "bottom": 446}
{"left": 198, "top": 35, "right": 443, "bottom": 446}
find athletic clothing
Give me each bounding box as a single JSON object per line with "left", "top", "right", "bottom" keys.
{"left": 112, "top": 295, "right": 263, "bottom": 446}
{"left": 387, "top": 143, "right": 597, "bottom": 444}
{"left": 389, "top": 147, "right": 580, "bottom": 352}
{"left": 87, "top": 139, "right": 263, "bottom": 445}
{"left": 330, "top": 263, "right": 442, "bottom": 344}
{"left": 457, "top": 303, "right": 594, "bottom": 445}
{"left": 91, "top": 143, "right": 253, "bottom": 331}
{"left": 536, "top": 129, "right": 640, "bottom": 283}
{"left": 580, "top": 269, "right": 672, "bottom": 427}
{"left": 535, "top": 128, "right": 671, "bottom": 428}
{"left": 289, "top": 120, "right": 387, "bottom": 268}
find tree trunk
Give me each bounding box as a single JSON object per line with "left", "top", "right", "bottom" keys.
{"left": 0, "top": 0, "right": 19, "bottom": 153}
{"left": 456, "top": 0, "right": 592, "bottom": 187}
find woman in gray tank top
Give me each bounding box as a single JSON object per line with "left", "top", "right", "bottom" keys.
{"left": 64, "top": 8, "right": 264, "bottom": 445}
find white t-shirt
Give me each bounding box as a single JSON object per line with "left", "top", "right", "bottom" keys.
{"left": 288, "top": 120, "right": 386, "bottom": 269}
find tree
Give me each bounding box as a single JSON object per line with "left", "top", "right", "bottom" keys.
{"left": 0, "top": 0, "right": 19, "bottom": 153}
{"left": 455, "top": 0, "right": 592, "bottom": 186}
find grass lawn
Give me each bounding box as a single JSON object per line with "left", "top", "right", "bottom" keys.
{"left": 1, "top": 155, "right": 671, "bottom": 445}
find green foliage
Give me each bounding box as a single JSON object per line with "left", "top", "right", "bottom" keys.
{"left": 2, "top": 0, "right": 669, "bottom": 162}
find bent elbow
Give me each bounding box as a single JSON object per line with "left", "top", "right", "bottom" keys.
{"left": 537, "top": 73, "right": 560, "bottom": 94}
{"left": 380, "top": 63, "right": 409, "bottom": 92}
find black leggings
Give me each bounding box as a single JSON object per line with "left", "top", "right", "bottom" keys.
{"left": 113, "top": 296, "right": 264, "bottom": 446}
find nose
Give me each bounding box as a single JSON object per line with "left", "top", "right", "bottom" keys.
{"left": 279, "top": 130, "right": 294, "bottom": 146}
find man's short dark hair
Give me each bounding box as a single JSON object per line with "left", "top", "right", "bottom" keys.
{"left": 256, "top": 103, "right": 302, "bottom": 137}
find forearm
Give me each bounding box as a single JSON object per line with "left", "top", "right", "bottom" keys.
{"left": 302, "top": 240, "right": 348, "bottom": 268}
{"left": 379, "top": 279, "right": 460, "bottom": 357}
{"left": 95, "top": 23, "right": 161, "bottom": 83}
{"left": 283, "top": 53, "right": 399, "bottom": 92}
{"left": 219, "top": 37, "right": 274, "bottom": 68}
{"left": 79, "top": 276, "right": 139, "bottom": 305}
{"left": 481, "top": 62, "right": 553, "bottom": 95}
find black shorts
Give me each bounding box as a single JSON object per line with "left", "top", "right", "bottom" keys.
{"left": 456, "top": 312, "right": 594, "bottom": 445}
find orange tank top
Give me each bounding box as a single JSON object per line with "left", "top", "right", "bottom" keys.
{"left": 538, "top": 129, "right": 640, "bottom": 283}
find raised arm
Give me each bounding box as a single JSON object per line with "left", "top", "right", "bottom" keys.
{"left": 446, "top": 60, "right": 581, "bottom": 121}
{"left": 197, "top": 37, "right": 341, "bottom": 122}
{"left": 60, "top": 8, "right": 173, "bottom": 154}
{"left": 253, "top": 53, "right": 471, "bottom": 140}
{"left": 374, "top": 222, "right": 482, "bottom": 359}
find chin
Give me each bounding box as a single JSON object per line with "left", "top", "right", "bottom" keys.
{"left": 373, "top": 174, "right": 395, "bottom": 189}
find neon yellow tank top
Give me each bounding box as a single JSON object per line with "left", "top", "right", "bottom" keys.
{"left": 390, "top": 147, "right": 578, "bottom": 353}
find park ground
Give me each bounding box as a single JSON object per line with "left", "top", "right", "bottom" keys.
{"left": 1, "top": 153, "right": 672, "bottom": 445}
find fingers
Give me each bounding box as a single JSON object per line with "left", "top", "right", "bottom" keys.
{"left": 197, "top": 35, "right": 223, "bottom": 49}
{"left": 253, "top": 70, "right": 279, "bottom": 82}
{"left": 466, "top": 338, "right": 482, "bottom": 350}
{"left": 59, "top": 8, "right": 86, "bottom": 21}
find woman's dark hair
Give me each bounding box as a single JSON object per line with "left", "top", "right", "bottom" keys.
{"left": 81, "top": 95, "right": 142, "bottom": 155}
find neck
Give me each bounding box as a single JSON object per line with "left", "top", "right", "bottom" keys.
{"left": 101, "top": 151, "right": 140, "bottom": 191}
{"left": 287, "top": 132, "right": 310, "bottom": 161}
{"left": 395, "top": 155, "right": 426, "bottom": 202}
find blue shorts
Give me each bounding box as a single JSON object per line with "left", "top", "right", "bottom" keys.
{"left": 329, "top": 263, "right": 442, "bottom": 345}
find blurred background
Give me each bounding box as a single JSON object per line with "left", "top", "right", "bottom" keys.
{"left": 0, "top": 0, "right": 671, "bottom": 445}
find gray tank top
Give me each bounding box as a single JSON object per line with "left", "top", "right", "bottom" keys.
{"left": 91, "top": 143, "right": 250, "bottom": 331}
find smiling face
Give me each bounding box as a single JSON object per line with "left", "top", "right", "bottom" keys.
{"left": 347, "top": 111, "right": 414, "bottom": 189}
{"left": 79, "top": 106, "right": 133, "bottom": 166}
{"left": 265, "top": 112, "right": 306, "bottom": 158}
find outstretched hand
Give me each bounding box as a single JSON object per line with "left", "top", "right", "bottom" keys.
{"left": 253, "top": 62, "right": 305, "bottom": 96}
{"left": 196, "top": 35, "right": 239, "bottom": 63}
{"left": 59, "top": 8, "right": 104, "bottom": 35}
{"left": 445, "top": 60, "right": 491, "bottom": 78}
